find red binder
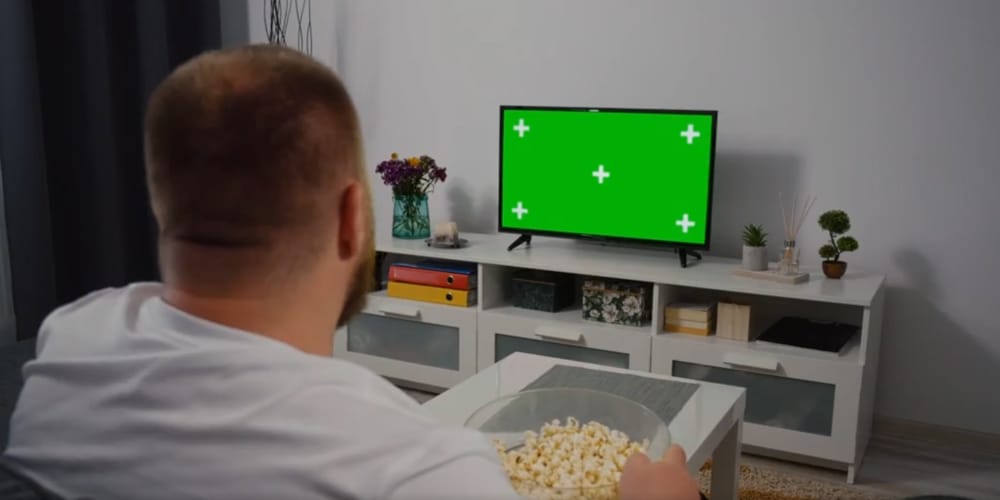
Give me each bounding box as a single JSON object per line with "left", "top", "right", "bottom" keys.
{"left": 388, "top": 264, "right": 477, "bottom": 290}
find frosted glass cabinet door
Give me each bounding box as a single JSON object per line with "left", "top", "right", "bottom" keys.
{"left": 673, "top": 361, "right": 835, "bottom": 436}
{"left": 495, "top": 333, "right": 629, "bottom": 369}
{"left": 477, "top": 311, "right": 651, "bottom": 371}
{"left": 347, "top": 314, "right": 459, "bottom": 370}
{"left": 333, "top": 295, "right": 478, "bottom": 389}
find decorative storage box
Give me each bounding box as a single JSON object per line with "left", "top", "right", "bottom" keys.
{"left": 512, "top": 270, "right": 575, "bottom": 312}
{"left": 582, "top": 279, "right": 653, "bottom": 326}
{"left": 716, "top": 302, "right": 753, "bottom": 341}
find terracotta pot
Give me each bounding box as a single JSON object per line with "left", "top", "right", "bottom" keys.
{"left": 822, "top": 261, "right": 847, "bottom": 279}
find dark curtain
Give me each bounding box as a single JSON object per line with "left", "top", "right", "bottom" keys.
{"left": 0, "top": 0, "right": 225, "bottom": 340}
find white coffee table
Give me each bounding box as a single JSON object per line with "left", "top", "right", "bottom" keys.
{"left": 423, "top": 352, "right": 746, "bottom": 500}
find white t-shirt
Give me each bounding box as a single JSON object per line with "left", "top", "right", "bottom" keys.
{"left": 4, "top": 283, "right": 517, "bottom": 500}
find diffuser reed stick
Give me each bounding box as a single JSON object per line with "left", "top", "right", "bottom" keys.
{"left": 779, "top": 192, "right": 817, "bottom": 243}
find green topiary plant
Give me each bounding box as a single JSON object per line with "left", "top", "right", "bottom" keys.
{"left": 818, "top": 210, "right": 859, "bottom": 262}
{"left": 741, "top": 224, "right": 767, "bottom": 247}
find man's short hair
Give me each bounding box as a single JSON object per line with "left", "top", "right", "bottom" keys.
{"left": 144, "top": 45, "right": 363, "bottom": 281}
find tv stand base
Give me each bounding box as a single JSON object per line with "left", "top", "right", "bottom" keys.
{"left": 677, "top": 248, "right": 702, "bottom": 268}
{"left": 507, "top": 234, "right": 532, "bottom": 251}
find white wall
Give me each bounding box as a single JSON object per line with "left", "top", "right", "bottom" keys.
{"left": 249, "top": 0, "right": 1000, "bottom": 435}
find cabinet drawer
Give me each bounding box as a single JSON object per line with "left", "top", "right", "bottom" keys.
{"left": 334, "top": 293, "right": 477, "bottom": 389}
{"left": 651, "top": 334, "right": 861, "bottom": 462}
{"left": 478, "top": 309, "right": 651, "bottom": 371}
{"left": 673, "top": 361, "right": 835, "bottom": 436}
{"left": 494, "top": 334, "right": 630, "bottom": 369}
{"left": 347, "top": 314, "right": 460, "bottom": 370}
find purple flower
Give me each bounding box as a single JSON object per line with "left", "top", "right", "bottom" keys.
{"left": 375, "top": 153, "right": 447, "bottom": 196}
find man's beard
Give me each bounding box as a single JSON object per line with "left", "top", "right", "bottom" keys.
{"left": 337, "top": 230, "right": 375, "bottom": 328}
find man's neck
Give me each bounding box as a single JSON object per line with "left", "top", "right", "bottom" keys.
{"left": 162, "top": 286, "right": 341, "bottom": 356}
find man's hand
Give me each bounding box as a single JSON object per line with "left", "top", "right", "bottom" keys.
{"left": 619, "top": 445, "right": 701, "bottom": 500}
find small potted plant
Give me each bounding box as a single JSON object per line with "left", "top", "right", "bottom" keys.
{"left": 375, "top": 153, "right": 447, "bottom": 239}
{"left": 818, "top": 209, "right": 859, "bottom": 279}
{"left": 741, "top": 224, "right": 768, "bottom": 271}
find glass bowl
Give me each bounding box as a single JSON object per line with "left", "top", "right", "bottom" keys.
{"left": 465, "top": 388, "right": 671, "bottom": 499}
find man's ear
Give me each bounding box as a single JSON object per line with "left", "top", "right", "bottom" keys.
{"left": 337, "top": 181, "right": 366, "bottom": 261}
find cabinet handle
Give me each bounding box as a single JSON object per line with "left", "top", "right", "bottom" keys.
{"left": 378, "top": 303, "right": 421, "bottom": 319}
{"left": 534, "top": 326, "right": 583, "bottom": 343}
{"left": 723, "top": 353, "right": 780, "bottom": 372}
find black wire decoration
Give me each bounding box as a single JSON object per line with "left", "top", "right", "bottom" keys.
{"left": 264, "top": 0, "right": 312, "bottom": 55}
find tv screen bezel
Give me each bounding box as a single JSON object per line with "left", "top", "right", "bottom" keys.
{"left": 497, "top": 105, "right": 719, "bottom": 251}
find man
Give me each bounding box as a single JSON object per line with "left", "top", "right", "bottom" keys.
{"left": 4, "top": 45, "right": 698, "bottom": 499}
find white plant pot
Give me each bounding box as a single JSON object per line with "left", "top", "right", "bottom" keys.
{"left": 742, "top": 245, "right": 768, "bottom": 271}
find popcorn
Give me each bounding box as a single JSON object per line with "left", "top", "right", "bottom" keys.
{"left": 493, "top": 418, "right": 648, "bottom": 500}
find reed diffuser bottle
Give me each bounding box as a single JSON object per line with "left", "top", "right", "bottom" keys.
{"left": 779, "top": 194, "right": 816, "bottom": 276}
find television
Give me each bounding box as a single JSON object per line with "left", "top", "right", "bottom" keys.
{"left": 498, "top": 105, "right": 718, "bottom": 261}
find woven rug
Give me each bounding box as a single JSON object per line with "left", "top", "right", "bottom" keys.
{"left": 698, "top": 462, "right": 894, "bottom": 500}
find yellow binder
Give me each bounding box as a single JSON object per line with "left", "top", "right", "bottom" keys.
{"left": 387, "top": 281, "right": 477, "bottom": 307}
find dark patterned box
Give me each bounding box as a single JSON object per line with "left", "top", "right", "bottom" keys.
{"left": 512, "top": 270, "right": 575, "bottom": 312}
{"left": 582, "top": 279, "right": 653, "bottom": 326}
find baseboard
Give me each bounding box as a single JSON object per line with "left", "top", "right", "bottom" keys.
{"left": 872, "top": 415, "right": 1000, "bottom": 452}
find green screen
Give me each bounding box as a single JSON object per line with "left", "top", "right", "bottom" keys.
{"left": 500, "top": 107, "right": 715, "bottom": 246}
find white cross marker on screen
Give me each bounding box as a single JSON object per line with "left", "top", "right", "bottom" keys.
{"left": 592, "top": 165, "right": 610, "bottom": 184}
{"left": 513, "top": 118, "right": 531, "bottom": 138}
{"left": 512, "top": 201, "right": 529, "bottom": 219}
{"left": 680, "top": 124, "right": 701, "bottom": 144}
{"left": 675, "top": 214, "right": 696, "bottom": 233}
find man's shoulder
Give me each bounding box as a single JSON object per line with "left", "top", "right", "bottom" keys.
{"left": 47, "top": 283, "right": 161, "bottom": 318}
{"left": 35, "top": 283, "right": 162, "bottom": 354}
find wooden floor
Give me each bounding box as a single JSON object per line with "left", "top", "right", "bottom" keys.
{"left": 859, "top": 435, "right": 1000, "bottom": 500}
{"left": 405, "top": 388, "right": 999, "bottom": 499}
{"left": 742, "top": 432, "right": 1000, "bottom": 499}
{"left": 854, "top": 422, "right": 1000, "bottom": 499}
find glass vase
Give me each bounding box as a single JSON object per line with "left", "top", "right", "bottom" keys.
{"left": 392, "top": 194, "right": 430, "bottom": 239}
{"left": 779, "top": 240, "right": 800, "bottom": 275}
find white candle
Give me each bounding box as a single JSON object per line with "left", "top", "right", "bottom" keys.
{"left": 433, "top": 221, "right": 458, "bottom": 242}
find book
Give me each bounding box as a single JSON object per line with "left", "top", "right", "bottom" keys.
{"left": 662, "top": 317, "right": 712, "bottom": 329}
{"left": 393, "top": 260, "right": 477, "bottom": 275}
{"left": 387, "top": 281, "right": 477, "bottom": 307}
{"left": 755, "top": 317, "right": 858, "bottom": 356}
{"left": 389, "top": 263, "right": 477, "bottom": 290}
{"left": 665, "top": 322, "right": 715, "bottom": 336}
{"left": 665, "top": 302, "right": 716, "bottom": 322}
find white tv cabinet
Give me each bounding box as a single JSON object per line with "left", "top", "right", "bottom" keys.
{"left": 333, "top": 232, "right": 885, "bottom": 483}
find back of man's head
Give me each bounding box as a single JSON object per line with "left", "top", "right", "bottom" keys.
{"left": 144, "top": 45, "right": 370, "bottom": 302}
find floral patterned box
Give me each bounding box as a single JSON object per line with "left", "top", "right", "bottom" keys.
{"left": 582, "top": 279, "right": 653, "bottom": 327}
